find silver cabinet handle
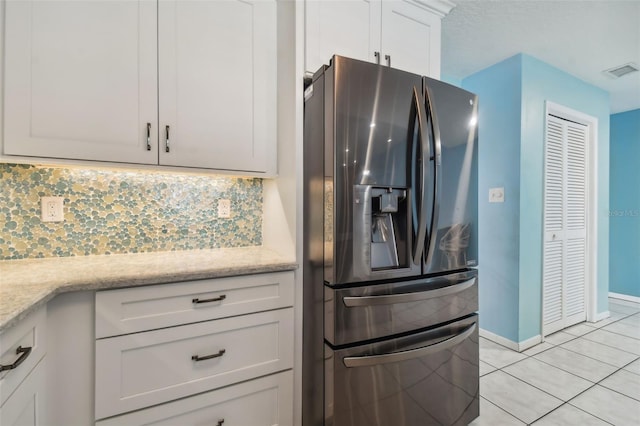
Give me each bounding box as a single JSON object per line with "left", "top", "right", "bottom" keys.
{"left": 146, "top": 122, "right": 151, "bottom": 151}
{"left": 385, "top": 54, "right": 391, "bottom": 67}
{"left": 343, "top": 323, "right": 476, "bottom": 368}
{"left": 342, "top": 278, "right": 476, "bottom": 307}
{"left": 192, "top": 349, "right": 226, "bottom": 362}
{"left": 165, "top": 125, "right": 170, "bottom": 153}
{"left": 0, "top": 346, "right": 32, "bottom": 372}
{"left": 374, "top": 51, "right": 380, "bottom": 64}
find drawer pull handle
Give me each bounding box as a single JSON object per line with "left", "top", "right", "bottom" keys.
{"left": 146, "top": 122, "right": 151, "bottom": 151}
{"left": 192, "top": 349, "right": 226, "bottom": 362}
{"left": 0, "top": 346, "right": 32, "bottom": 372}
{"left": 217, "top": 420, "right": 225, "bottom": 426}
{"left": 192, "top": 294, "right": 227, "bottom": 304}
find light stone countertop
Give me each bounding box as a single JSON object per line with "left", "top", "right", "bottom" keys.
{"left": 0, "top": 247, "right": 297, "bottom": 334}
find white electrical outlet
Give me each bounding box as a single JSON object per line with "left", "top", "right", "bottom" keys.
{"left": 41, "top": 196, "right": 64, "bottom": 222}
{"left": 218, "top": 199, "right": 231, "bottom": 218}
{"left": 489, "top": 187, "right": 505, "bottom": 203}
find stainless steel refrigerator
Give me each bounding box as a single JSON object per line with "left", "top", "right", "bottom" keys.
{"left": 303, "top": 56, "right": 479, "bottom": 426}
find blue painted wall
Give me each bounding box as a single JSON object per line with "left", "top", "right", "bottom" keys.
{"left": 462, "top": 55, "right": 522, "bottom": 342}
{"left": 519, "top": 54, "right": 610, "bottom": 340}
{"left": 610, "top": 109, "right": 640, "bottom": 297}
{"left": 462, "top": 54, "right": 610, "bottom": 343}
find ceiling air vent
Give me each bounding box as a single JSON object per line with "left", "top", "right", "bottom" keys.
{"left": 603, "top": 63, "right": 639, "bottom": 79}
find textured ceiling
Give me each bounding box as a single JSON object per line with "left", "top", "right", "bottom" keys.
{"left": 441, "top": 0, "right": 640, "bottom": 113}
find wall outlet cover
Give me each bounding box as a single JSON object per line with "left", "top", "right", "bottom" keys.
{"left": 218, "top": 199, "right": 231, "bottom": 218}
{"left": 489, "top": 187, "right": 505, "bottom": 203}
{"left": 41, "top": 196, "right": 64, "bottom": 222}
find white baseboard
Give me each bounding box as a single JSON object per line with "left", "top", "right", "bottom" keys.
{"left": 592, "top": 311, "right": 610, "bottom": 322}
{"left": 479, "top": 328, "right": 542, "bottom": 352}
{"left": 609, "top": 292, "right": 640, "bottom": 305}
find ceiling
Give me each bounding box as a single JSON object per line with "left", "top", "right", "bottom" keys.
{"left": 441, "top": 0, "right": 640, "bottom": 113}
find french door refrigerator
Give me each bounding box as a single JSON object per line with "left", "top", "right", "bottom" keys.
{"left": 303, "top": 56, "right": 479, "bottom": 426}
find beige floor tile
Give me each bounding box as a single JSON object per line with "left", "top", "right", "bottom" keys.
{"left": 479, "top": 338, "right": 527, "bottom": 369}
{"left": 582, "top": 328, "right": 640, "bottom": 355}
{"left": 561, "top": 336, "right": 638, "bottom": 367}
{"left": 480, "top": 371, "right": 562, "bottom": 424}
{"left": 532, "top": 404, "right": 610, "bottom": 426}
{"left": 534, "top": 346, "right": 617, "bottom": 382}
{"left": 609, "top": 302, "right": 640, "bottom": 316}
{"left": 544, "top": 331, "right": 575, "bottom": 345}
{"left": 624, "top": 358, "right": 640, "bottom": 376}
{"left": 602, "top": 319, "right": 640, "bottom": 340}
{"left": 600, "top": 369, "right": 640, "bottom": 401}
{"left": 503, "top": 358, "right": 593, "bottom": 401}
{"left": 563, "top": 323, "right": 597, "bottom": 337}
{"left": 571, "top": 385, "right": 640, "bottom": 425}
{"left": 479, "top": 360, "right": 497, "bottom": 377}
{"left": 522, "top": 341, "right": 555, "bottom": 357}
{"left": 468, "top": 397, "right": 525, "bottom": 426}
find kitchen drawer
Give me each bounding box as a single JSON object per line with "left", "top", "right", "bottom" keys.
{"left": 0, "top": 357, "right": 47, "bottom": 426}
{"left": 96, "top": 271, "right": 294, "bottom": 338}
{"left": 96, "top": 370, "right": 293, "bottom": 426}
{"left": 0, "top": 307, "right": 46, "bottom": 406}
{"left": 95, "top": 307, "right": 294, "bottom": 419}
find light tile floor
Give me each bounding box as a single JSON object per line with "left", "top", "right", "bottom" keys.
{"left": 470, "top": 298, "right": 640, "bottom": 425}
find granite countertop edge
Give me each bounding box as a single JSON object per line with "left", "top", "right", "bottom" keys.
{"left": 0, "top": 247, "right": 298, "bottom": 334}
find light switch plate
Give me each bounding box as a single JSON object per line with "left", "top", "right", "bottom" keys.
{"left": 489, "top": 187, "right": 505, "bottom": 203}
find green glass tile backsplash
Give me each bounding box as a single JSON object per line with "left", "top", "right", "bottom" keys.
{"left": 0, "top": 164, "right": 262, "bottom": 260}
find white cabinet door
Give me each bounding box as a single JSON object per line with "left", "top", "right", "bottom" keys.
{"left": 95, "top": 370, "right": 293, "bottom": 426}
{"left": 158, "top": 0, "right": 277, "bottom": 173}
{"left": 305, "top": 0, "right": 381, "bottom": 73}
{"left": 0, "top": 358, "right": 47, "bottom": 426}
{"left": 3, "top": 0, "right": 158, "bottom": 164}
{"left": 380, "top": 0, "right": 442, "bottom": 78}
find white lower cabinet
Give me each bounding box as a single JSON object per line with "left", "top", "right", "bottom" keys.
{"left": 94, "top": 271, "right": 295, "bottom": 423}
{"left": 0, "top": 306, "right": 47, "bottom": 426}
{"left": 96, "top": 370, "right": 293, "bottom": 426}
{"left": 0, "top": 358, "right": 47, "bottom": 426}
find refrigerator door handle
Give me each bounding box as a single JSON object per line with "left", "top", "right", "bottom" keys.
{"left": 342, "top": 278, "right": 476, "bottom": 307}
{"left": 411, "top": 86, "right": 429, "bottom": 265}
{"left": 424, "top": 83, "right": 442, "bottom": 267}
{"left": 342, "top": 322, "right": 477, "bottom": 368}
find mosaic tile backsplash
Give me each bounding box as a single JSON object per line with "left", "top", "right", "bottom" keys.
{"left": 0, "top": 164, "right": 262, "bottom": 260}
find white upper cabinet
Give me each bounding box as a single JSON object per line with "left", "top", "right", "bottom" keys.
{"left": 305, "top": 0, "right": 381, "bottom": 73}
{"left": 158, "top": 0, "right": 276, "bottom": 172}
{"left": 3, "top": 0, "right": 277, "bottom": 174}
{"left": 4, "top": 0, "right": 158, "bottom": 164}
{"left": 305, "top": 0, "right": 453, "bottom": 78}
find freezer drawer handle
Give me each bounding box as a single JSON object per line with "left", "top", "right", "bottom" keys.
{"left": 0, "top": 346, "right": 32, "bottom": 372}
{"left": 192, "top": 294, "right": 227, "bottom": 304}
{"left": 343, "top": 323, "right": 476, "bottom": 368}
{"left": 192, "top": 349, "right": 226, "bottom": 362}
{"left": 342, "top": 278, "right": 475, "bottom": 307}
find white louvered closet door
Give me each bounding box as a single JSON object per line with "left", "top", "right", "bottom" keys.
{"left": 543, "top": 114, "right": 588, "bottom": 336}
